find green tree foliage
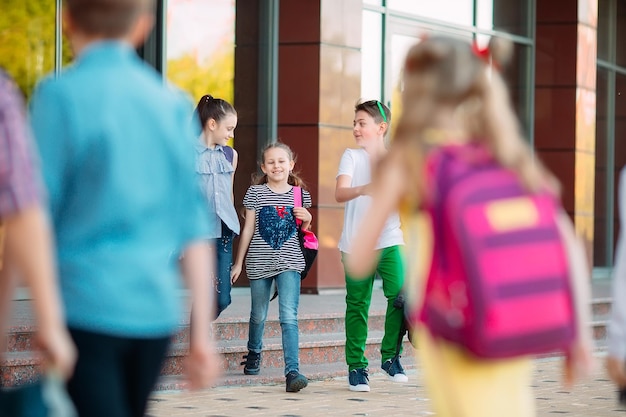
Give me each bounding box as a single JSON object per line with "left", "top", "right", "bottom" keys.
{"left": 0, "top": 0, "right": 56, "bottom": 99}
{"left": 167, "top": 43, "right": 234, "bottom": 105}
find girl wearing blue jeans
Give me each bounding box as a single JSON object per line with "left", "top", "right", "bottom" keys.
{"left": 194, "top": 95, "right": 240, "bottom": 318}
{"left": 231, "top": 142, "right": 312, "bottom": 393}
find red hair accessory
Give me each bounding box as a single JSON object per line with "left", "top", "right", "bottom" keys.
{"left": 471, "top": 41, "right": 490, "bottom": 63}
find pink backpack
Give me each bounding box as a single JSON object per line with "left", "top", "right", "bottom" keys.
{"left": 419, "top": 143, "right": 576, "bottom": 359}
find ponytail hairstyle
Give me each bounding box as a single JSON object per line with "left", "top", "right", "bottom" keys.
{"left": 391, "top": 35, "right": 558, "bottom": 207}
{"left": 252, "top": 142, "right": 307, "bottom": 188}
{"left": 194, "top": 94, "right": 237, "bottom": 132}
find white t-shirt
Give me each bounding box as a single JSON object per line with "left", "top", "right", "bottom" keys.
{"left": 336, "top": 148, "right": 404, "bottom": 253}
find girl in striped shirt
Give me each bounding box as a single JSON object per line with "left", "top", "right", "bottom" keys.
{"left": 231, "top": 142, "right": 312, "bottom": 393}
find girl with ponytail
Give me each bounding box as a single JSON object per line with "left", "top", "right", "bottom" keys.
{"left": 346, "top": 35, "right": 593, "bottom": 417}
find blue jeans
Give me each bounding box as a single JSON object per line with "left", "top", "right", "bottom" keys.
{"left": 215, "top": 222, "right": 234, "bottom": 318}
{"left": 247, "top": 270, "right": 301, "bottom": 375}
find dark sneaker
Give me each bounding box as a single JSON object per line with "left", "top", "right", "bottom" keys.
{"left": 348, "top": 368, "right": 370, "bottom": 392}
{"left": 285, "top": 371, "right": 308, "bottom": 392}
{"left": 240, "top": 351, "right": 261, "bottom": 375}
{"left": 381, "top": 356, "right": 408, "bottom": 383}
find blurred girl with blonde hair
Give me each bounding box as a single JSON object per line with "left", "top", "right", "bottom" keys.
{"left": 346, "top": 35, "right": 593, "bottom": 417}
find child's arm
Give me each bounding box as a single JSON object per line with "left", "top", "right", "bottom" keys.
{"left": 608, "top": 233, "right": 626, "bottom": 386}
{"left": 608, "top": 169, "right": 626, "bottom": 387}
{"left": 345, "top": 157, "right": 408, "bottom": 277}
{"left": 555, "top": 211, "right": 594, "bottom": 387}
{"left": 3, "top": 205, "right": 76, "bottom": 380}
{"left": 180, "top": 240, "right": 221, "bottom": 390}
{"left": 335, "top": 175, "right": 370, "bottom": 203}
{"left": 231, "top": 208, "right": 255, "bottom": 282}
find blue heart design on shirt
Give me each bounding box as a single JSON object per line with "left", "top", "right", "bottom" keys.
{"left": 258, "top": 206, "right": 297, "bottom": 249}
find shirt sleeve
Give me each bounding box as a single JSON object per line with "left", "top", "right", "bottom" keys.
{"left": 242, "top": 186, "right": 257, "bottom": 211}
{"left": 0, "top": 72, "right": 41, "bottom": 216}
{"left": 302, "top": 189, "right": 312, "bottom": 209}
{"left": 609, "top": 167, "right": 626, "bottom": 358}
{"left": 336, "top": 148, "right": 355, "bottom": 179}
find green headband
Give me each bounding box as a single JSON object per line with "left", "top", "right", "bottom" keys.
{"left": 376, "top": 101, "right": 387, "bottom": 123}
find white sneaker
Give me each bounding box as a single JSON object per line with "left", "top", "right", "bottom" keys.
{"left": 382, "top": 356, "right": 409, "bottom": 383}
{"left": 348, "top": 368, "right": 370, "bottom": 392}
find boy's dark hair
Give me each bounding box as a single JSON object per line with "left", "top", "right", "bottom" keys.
{"left": 65, "top": 0, "right": 155, "bottom": 38}
{"left": 194, "top": 95, "right": 237, "bottom": 131}
{"left": 355, "top": 99, "right": 391, "bottom": 126}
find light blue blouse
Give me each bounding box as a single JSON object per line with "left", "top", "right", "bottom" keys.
{"left": 195, "top": 140, "right": 241, "bottom": 237}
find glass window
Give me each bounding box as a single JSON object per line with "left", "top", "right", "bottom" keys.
{"left": 361, "top": 10, "right": 383, "bottom": 100}
{"left": 597, "top": 0, "right": 610, "bottom": 62}
{"left": 363, "top": 0, "right": 383, "bottom": 5}
{"left": 166, "top": 0, "right": 235, "bottom": 104}
{"left": 614, "top": 72, "right": 626, "bottom": 247}
{"left": 0, "top": 1, "right": 57, "bottom": 99}
{"left": 616, "top": 1, "right": 626, "bottom": 68}
{"left": 475, "top": 35, "right": 532, "bottom": 137}
{"left": 504, "top": 43, "right": 532, "bottom": 137}
{"left": 388, "top": 31, "right": 429, "bottom": 137}
{"left": 594, "top": 68, "right": 609, "bottom": 266}
{"left": 476, "top": 0, "right": 531, "bottom": 37}
{"left": 387, "top": 0, "right": 473, "bottom": 27}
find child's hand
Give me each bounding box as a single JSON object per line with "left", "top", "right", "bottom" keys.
{"left": 184, "top": 339, "right": 222, "bottom": 390}
{"left": 607, "top": 355, "right": 626, "bottom": 387}
{"left": 293, "top": 207, "right": 312, "bottom": 225}
{"left": 230, "top": 263, "right": 242, "bottom": 283}
{"left": 563, "top": 341, "right": 594, "bottom": 387}
{"left": 36, "top": 324, "right": 77, "bottom": 380}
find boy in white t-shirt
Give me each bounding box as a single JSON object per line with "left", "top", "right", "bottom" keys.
{"left": 335, "top": 100, "right": 406, "bottom": 392}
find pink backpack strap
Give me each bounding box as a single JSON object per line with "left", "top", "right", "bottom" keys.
{"left": 293, "top": 186, "right": 302, "bottom": 208}
{"left": 293, "top": 186, "right": 303, "bottom": 228}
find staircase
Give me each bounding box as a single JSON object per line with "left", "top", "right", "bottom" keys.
{"left": 591, "top": 297, "right": 611, "bottom": 351}
{"left": 158, "top": 306, "right": 416, "bottom": 390}
{"left": 0, "top": 285, "right": 612, "bottom": 390}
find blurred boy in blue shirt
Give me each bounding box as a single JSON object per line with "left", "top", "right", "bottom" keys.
{"left": 30, "top": 0, "right": 220, "bottom": 415}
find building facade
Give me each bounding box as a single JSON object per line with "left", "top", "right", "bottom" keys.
{"left": 3, "top": 0, "right": 623, "bottom": 293}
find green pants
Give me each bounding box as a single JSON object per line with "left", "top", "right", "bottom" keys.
{"left": 342, "top": 245, "right": 405, "bottom": 371}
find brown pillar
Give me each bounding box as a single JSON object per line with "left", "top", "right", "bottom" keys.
{"left": 232, "top": 1, "right": 261, "bottom": 287}
{"left": 278, "top": 0, "right": 362, "bottom": 292}
{"left": 535, "top": 0, "right": 598, "bottom": 257}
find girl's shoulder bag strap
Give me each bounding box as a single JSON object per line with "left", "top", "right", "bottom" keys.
{"left": 293, "top": 186, "right": 303, "bottom": 227}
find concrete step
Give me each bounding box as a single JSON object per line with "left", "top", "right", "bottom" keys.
{"left": 0, "top": 297, "right": 613, "bottom": 390}
{"left": 0, "top": 351, "right": 42, "bottom": 387}
{"left": 1, "top": 330, "right": 415, "bottom": 390}
{"left": 0, "top": 312, "right": 399, "bottom": 388}
{"left": 590, "top": 297, "right": 612, "bottom": 347}
{"left": 3, "top": 314, "right": 386, "bottom": 352}
{"left": 210, "top": 313, "right": 384, "bottom": 342}
{"left": 161, "top": 330, "right": 415, "bottom": 376}
{"left": 155, "top": 355, "right": 419, "bottom": 391}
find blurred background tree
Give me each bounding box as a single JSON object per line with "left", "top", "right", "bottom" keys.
{"left": 167, "top": 44, "right": 234, "bottom": 105}
{"left": 0, "top": 0, "right": 55, "bottom": 99}
{"left": 165, "top": 0, "right": 235, "bottom": 144}
{"left": 0, "top": 0, "right": 72, "bottom": 100}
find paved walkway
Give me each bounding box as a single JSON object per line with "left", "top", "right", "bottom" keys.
{"left": 147, "top": 355, "right": 623, "bottom": 417}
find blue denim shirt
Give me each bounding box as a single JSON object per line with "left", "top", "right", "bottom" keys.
{"left": 195, "top": 140, "right": 240, "bottom": 237}
{"left": 30, "top": 41, "right": 212, "bottom": 337}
